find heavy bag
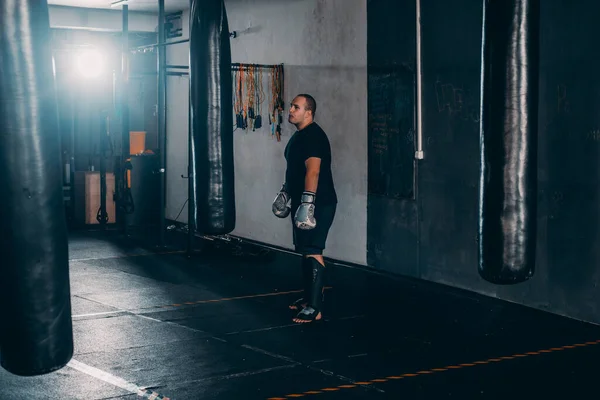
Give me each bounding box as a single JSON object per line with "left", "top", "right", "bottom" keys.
{"left": 0, "top": 0, "right": 74, "bottom": 375}
{"left": 478, "top": 0, "right": 540, "bottom": 284}
{"left": 189, "top": 0, "right": 236, "bottom": 234}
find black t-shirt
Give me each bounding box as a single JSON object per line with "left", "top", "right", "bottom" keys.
{"left": 284, "top": 122, "right": 338, "bottom": 208}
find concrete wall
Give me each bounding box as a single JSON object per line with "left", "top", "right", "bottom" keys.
{"left": 164, "top": 11, "right": 191, "bottom": 225}
{"left": 365, "top": 0, "right": 600, "bottom": 326}
{"left": 165, "top": 0, "right": 368, "bottom": 265}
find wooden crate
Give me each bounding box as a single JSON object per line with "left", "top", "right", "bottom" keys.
{"left": 74, "top": 171, "right": 116, "bottom": 225}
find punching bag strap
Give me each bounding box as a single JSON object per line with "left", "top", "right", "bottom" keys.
{"left": 123, "top": 158, "right": 135, "bottom": 214}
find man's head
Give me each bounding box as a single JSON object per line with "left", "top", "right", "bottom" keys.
{"left": 288, "top": 94, "right": 317, "bottom": 130}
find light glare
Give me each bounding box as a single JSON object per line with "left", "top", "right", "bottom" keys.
{"left": 75, "top": 49, "right": 104, "bottom": 79}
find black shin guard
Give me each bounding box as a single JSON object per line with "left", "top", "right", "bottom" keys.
{"left": 290, "top": 257, "right": 313, "bottom": 309}
{"left": 301, "top": 257, "right": 312, "bottom": 299}
{"left": 308, "top": 257, "right": 325, "bottom": 310}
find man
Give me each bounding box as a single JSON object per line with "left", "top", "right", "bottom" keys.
{"left": 272, "top": 94, "right": 337, "bottom": 324}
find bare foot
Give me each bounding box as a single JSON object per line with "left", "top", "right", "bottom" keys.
{"left": 292, "top": 307, "right": 322, "bottom": 323}
{"left": 289, "top": 303, "right": 307, "bottom": 310}
{"left": 289, "top": 298, "right": 307, "bottom": 310}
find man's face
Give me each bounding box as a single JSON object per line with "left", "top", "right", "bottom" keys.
{"left": 288, "top": 96, "right": 311, "bottom": 125}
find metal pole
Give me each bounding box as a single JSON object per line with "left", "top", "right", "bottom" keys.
{"left": 187, "top": 86, "right": 195, "bottom": 256}
{"left": 415, "top": 0, "right": 424, "bottom": 160}
{"left": 70, "top": 89, "right": 76, "bottom": 224}
{"left": 158, "top": 0, "right": 167, "bottom": 246}
{"left": 121, "top": 4, "right": 130, "bottom": 233}
{"left": 98, "top": 114, "right": 108, "bottom": 229}
{"left": 131, "top": 38, "right": 189, "bottom": 52}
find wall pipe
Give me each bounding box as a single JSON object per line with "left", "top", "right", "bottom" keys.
{"left": 98, "top": 115, "right": 108, "bottom": 229}
{"left": 166, "top": 63, "right": 284, "bottom": 71}
{"left": 132, "top": 38, "right": 189, "bottom": 52}
{"left": 132, "top": 32, "right": 235, "bottom": 52}
{"left": 70, "top": 90, "right": 76, "bottom": 223}
{"left": 158, "top": 0, "right": 167, "bottom": 246}
{"left": 415, "top": 0, "right": 424, "bottom": 160}
{"left": 187, "top": 87, "right": 195, "bottom": 256}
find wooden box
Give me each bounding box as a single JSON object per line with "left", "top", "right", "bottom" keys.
{"left": 74, "top": 171, "right": 116, "bottom": 225}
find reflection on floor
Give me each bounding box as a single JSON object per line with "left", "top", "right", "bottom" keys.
{"left": 1, "top": 229, "right": 599, "bottom": 399}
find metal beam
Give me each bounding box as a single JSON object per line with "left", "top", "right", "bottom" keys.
{"left": 131, "top": 38, "right": 189, "bottom": 52}
{"left": 158, "top": 0, "right": 167, "bottom": 247}
{"left": 111, "top": 0, "right": 129, "bottom": 7}
{"left": 187, "top": 87, "right": 195, "bottom": 256}
{"left": 121, "top": 4, "right": 130, "bottom": 234}
{"left": 415, "top": 0, "right": 424, "bottom": 160}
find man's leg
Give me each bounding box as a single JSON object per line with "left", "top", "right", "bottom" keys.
{"left": 292, "top": 204, "right": 336, "bottom": 323}
{"left": 289, "top": 256, "right": 312, "bottom": 310}
{"left": 289, "top": 210, "right": 312, "bottom": 310}
{"left": 307, "top": 254, "right": 325, "bottom": 266}
{"left": 292, "top": 255, "right": 325, "bottom": 323}
{"left": 289, "top": 255, "right": 325, "bottom": 309}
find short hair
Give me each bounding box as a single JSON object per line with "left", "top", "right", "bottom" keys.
{"left": 297, "top": 94, "right": 317, "bottom": 117}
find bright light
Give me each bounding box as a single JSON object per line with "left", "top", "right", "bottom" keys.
{"left": 75, "top": 49, "right": 105, "bottom": 79}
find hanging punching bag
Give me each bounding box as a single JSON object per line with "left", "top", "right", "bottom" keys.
{"left": 0, "top": 0, "right": 74, "bottom": 375}
{"left": 478, "top": 0, "right": 540, "bottom": 284}
{"left": 189, "top": 0, "right": 236, "bottom": 235}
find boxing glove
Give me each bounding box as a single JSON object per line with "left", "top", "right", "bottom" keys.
{"left": 272, "top": 184, "right": 291, "bottom": 218}
{"left": 294, "top": 191, "right": 317, "bottom": 230}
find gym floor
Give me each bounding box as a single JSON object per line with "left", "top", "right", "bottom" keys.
{"left": 1, "top": 230, "right": 598, "bottom": 399}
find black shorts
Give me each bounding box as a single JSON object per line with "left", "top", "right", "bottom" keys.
{"left": 291, "top": 203, "right": 336, "bottom": 255}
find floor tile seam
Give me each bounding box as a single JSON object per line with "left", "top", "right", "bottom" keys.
{"left": 72, "top": 288, "right": 297, "bottom": 318}
{"left": 124, "top": 287, "right": 334, "bottom": 314}
{"left": 73, "top": 336, "right": 210, "bottom": 357}
{"left": 153, "top": 364, "right": 298, "bottom": 388}
{"left": 69, "top": 250, "right": 186, "bottom": 262}
{"left": 67, "top": 359, "right": 172, "bottom": 400}
{"left": 239, "top": 344, "right": 385, "bottom": 395}
{"left": 266, "top": 338, "right": 600, "bottom": 399}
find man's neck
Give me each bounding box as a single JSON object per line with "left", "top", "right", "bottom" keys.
{"left": 296, "top": 120, "right": 314, "bottom": 131}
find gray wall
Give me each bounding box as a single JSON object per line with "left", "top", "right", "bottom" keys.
{"left": 165, "top": 0, "right": 368, "bottom": 265}
{"left": 165, "top": 13, "right": 191, "bottom": 225}
{"left": 161, "top": 0, "right": 600, "bottom": 325}
{"left": 366, "top": 0, "right": 600, "bottom": 325}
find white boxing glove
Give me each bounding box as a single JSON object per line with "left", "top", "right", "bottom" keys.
{"left": 272, "top": 184, "right": 291, "bottom": 218}
{"left": 294, "top": 191, "right": 316, "bottom": 230}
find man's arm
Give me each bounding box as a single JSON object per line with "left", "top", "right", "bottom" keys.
{"left": 294, "top": 157, "right": 320, "bottom": 230}
{"left": 304, "top": 157, "right": 321, "bottom": 193}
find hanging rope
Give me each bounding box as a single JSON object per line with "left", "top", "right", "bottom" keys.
{"left": 231, "top": 63, "right": 284, "bottom": 139}
{"left": 270, "top": 65, "right": 284, "bottom": 141}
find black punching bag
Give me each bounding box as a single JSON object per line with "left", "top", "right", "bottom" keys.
{"left": 189, "top": 0, "right": 236, "bottom": 234}
{"left": 0, "top": 1, "right": 74, "bottom": 375}
{"left": 478, "top": 0, "right": 540, "bottom": 284}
